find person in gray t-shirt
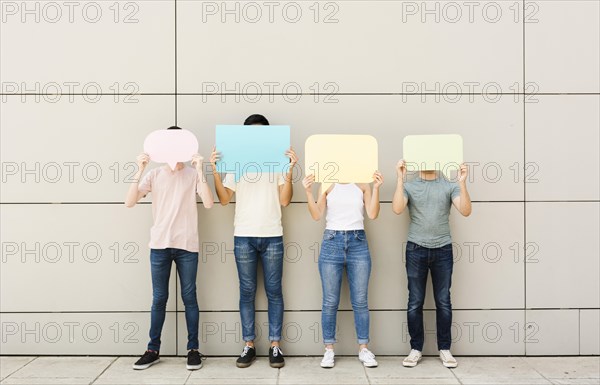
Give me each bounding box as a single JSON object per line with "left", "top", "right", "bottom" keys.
{"left": 392, "top": 160, "right": 471, "bottom": 369}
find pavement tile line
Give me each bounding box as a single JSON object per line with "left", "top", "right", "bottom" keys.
{"left": 0, "top": 357, "right": 38, "bottom": 382}
{"left": 522, "top": 356, "right": 555, "bottom": 385}
{"left": 90, "top": 357, "right": 119, "bottom": 385}
{"left": 1, "top": 357, "right": 598, "bottom": 385}
{"left": 448, "top": 365, "right": 464, "bottom": 385}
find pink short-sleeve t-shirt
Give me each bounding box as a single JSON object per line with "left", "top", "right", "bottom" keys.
{"left": 138, "top": 166, "right": 202, "bottom": 252}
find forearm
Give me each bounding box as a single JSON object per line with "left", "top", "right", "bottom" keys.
{"left": 280, "top": 170, "right": 294, "bottom": 206}
{"left": 367, "top": 187, "right": 381, "bottom": 219}
{"left": 392, "top": 179, "right": 407, "bottom": 214}
{"left": 212, "top": 168, "right": 231, "bottom": 205}
{"left": 124, "top": 169, "right": 144, "bottom": 207}
{"left": 459, "top": 182, "right": 472, "bottom": 216}
{"left": 197, "top": 170, "right": 214, "bottom": 208}
{"left": 305, "top": 190, "right": 322, "bottom": 220}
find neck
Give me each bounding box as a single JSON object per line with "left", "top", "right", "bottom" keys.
{"left": 420, "top": 170, "right": 438, "bottom": 180}
{"left": 166, "top": 163, "right": 185, "bottom": 171}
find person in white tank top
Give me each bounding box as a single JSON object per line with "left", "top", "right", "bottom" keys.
{"left": 303, "top": 171, "right": 384, "bottom": 369}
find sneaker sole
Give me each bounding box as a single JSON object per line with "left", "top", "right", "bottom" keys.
{"left": 236, "top": 356, "right": 256, "bottom": 368}
{"left": 132, "top": 358, "right": 160, "bottom": 370}
{"left": 402, "top": 359, "right": 420, "bottom": 367}
{"left": 320, "top": 362, "right": 334, "bottom": 368}
{"left": 442, "top": 361, "right": 458, "bottom": 368}
{"left": 269, "top": 361, "right": 285, "bottom": 368}
{"left": 361, "top": 361, "right": 378, "bottom": 368}
{"left": 186, "top": 363, "right": 202, "bottom": 370}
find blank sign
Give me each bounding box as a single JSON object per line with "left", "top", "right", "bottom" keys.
{"left": 216, "top": 125, "right": 290, "bottom": 181}
{"left": 305, "top": 134, "right": 378, "bottom": 192}
{"left": 403, "top": 134, "right": 463, "bottom": 178}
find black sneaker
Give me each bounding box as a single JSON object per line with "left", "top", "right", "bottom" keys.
{"left": 269, "top": 346, "right": 285, "bottom": 368}
{"left": 236, "top": 345, "right": 256, "bottom": 368}
{"left": 132, "top": 350, "right": 160, "bottom": 370}
{"left": 186, "top": 349, "right": 204, "bottom": 370}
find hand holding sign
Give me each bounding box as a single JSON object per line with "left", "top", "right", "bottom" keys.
{"left": 143, "top": 129, "right": 199, "bottom": 170}
{"left": 402, "top": 134, "right": 463, "bottom": 179}
{"left": 305, "top": 135, "right": 379, "bottom": 192}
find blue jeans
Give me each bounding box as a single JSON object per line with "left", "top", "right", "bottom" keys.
{"left": 234, "top": 236, "right": 284, "bottom": 342}
{"left": 405, "top": 241, "right": 453, "bottom": 351}
{"left": 319, "top": 229, "right": 371, "bottom": 345}
{"left": 148, "top": 248, "right": 199, "bottom": 352}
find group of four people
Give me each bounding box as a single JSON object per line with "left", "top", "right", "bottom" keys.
{"left": 125, "top": 114, "right": 472, "bottom": 372}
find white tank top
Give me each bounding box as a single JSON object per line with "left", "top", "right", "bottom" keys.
{"left": 325, "top": 183, "right": 365, "bottom": 231}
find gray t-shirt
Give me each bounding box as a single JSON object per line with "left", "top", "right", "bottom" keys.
{"left": 403, "top": 176, "right": 461, "bottom": 248}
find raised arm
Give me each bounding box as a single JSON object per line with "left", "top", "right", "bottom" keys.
{"left": 363, "top": 171, "right": 384, "bottom": 219}
{"left": 210, "top": 146, "right": 235, "bottom": 205}
{"left": 191, "top": 154, "right": 214, "bottom": 209}
{"left": 452, "top": 163, "right": 472, "bottom": 217}
{"left": 279, "top": 147, "right": 298, "bottom": 207}
{"left": 125, "top": 153, "right": 150, "bottom": 208}
{"left": 392, "top": 160, "right": 409, "bottom": 214}
{"left": 302, "top": 174, "right": 327, "bottom": 221}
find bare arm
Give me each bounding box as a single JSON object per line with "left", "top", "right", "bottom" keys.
{"left": 392, "top": 160, "right": 409, "bottom": 214}
{"left": 279, "top": 147, "right": 298, "bottom": 207}
{"left": 452, "top": 163, "right": 472, "bottom": 217}
{"left": 125, "top": 153, "right": 150, "bottom": 208}
{"left": 209, "top": 146, "right": 235, "bottom": 205}
{"left": 302, "top": 174, "right": 327, "bottom": 221}
{"left": 191, "top": 154, "right": 214, "bottom": 209}
{"left": 363, "top": 171, "right": 384, "bottom": 219}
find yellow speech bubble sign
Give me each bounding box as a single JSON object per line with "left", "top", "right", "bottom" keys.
{"left": 305, "top": 135, "right": 378, "bottom": 192}
{"left": 403, "top": 134, "right": 463, "bottom": 178}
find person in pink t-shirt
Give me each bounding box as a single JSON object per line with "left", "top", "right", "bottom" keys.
{"left": 124, "top": 126, "right": 214, "bottom": 371}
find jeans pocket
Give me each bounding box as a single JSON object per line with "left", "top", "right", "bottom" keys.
{"left": 323, "top": 230, "right": 336, "bottom": 241}
{"left": 355, "top": 231, "right": 366, "bottom": 241}
{"left": 406, "top": 241, "right": 419, "bottom": 251}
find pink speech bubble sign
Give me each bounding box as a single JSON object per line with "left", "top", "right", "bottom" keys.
{"left": 143, "top": 129, "right": 199, "bottom": 170}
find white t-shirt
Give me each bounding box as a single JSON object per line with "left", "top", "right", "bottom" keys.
{"left": 223, "top": 173, "right": 285, "bottom": 237}
{"left": 138, "top": 166, "right": 202, "bottom": 252}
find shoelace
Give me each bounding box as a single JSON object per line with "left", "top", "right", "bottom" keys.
{"left": 361, "top": 349, "right": 375, "bottom": 360}
{"left": 440, "top": 350, "right": 454, "bottom": 362}
{"left": 143, "top": 350, "right": 157, "bottom": 359}
{"left": 324, "top": 349, "right": 334, "bottom": 359}
{"left": 240, "top": 345, "right": 251, "bottom": 357}
{"left": 272, "top": 346, "right": 282, "bottom": 357}
{"left": 189, "top": 350, "right": 206, "bottom": 360}
{"left": 407, "top": 350, "right": 420, "bottom": 361}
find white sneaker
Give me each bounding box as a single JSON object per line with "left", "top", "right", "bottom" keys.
{"left": 320, "top": 348, "right": 335, "bottom": 368}
{"left": 402, "top": 349, "right": 422, "bottom": 367}
{"left": 358, "top": 348, "right": 378, "bottom": 367}
{"left": 439, "top": 350, "right": 458, "bottom": 368}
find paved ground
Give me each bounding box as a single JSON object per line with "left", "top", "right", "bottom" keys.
{"left": 0, "top": 356, "right": 599, "bottom": 385}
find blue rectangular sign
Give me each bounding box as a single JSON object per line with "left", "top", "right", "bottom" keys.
{"left": 215, "top": 125, "right": 291, "bottom": 181}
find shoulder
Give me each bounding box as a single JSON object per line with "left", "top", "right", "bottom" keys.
{"left": 145, "top": 167, "right": 161, "bottom": 178}
{"left": 184, "top": 166, "right": 197, "bottom": 174}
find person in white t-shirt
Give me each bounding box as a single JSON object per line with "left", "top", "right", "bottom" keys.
{"left": 125, "top": 126, "right": 214, "bottom": 371}
{"left": 210, "top": 114, "right": 297, "bottom": 369}
{"left": 302, "top": 171, "right": 384, "bottom": 369}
